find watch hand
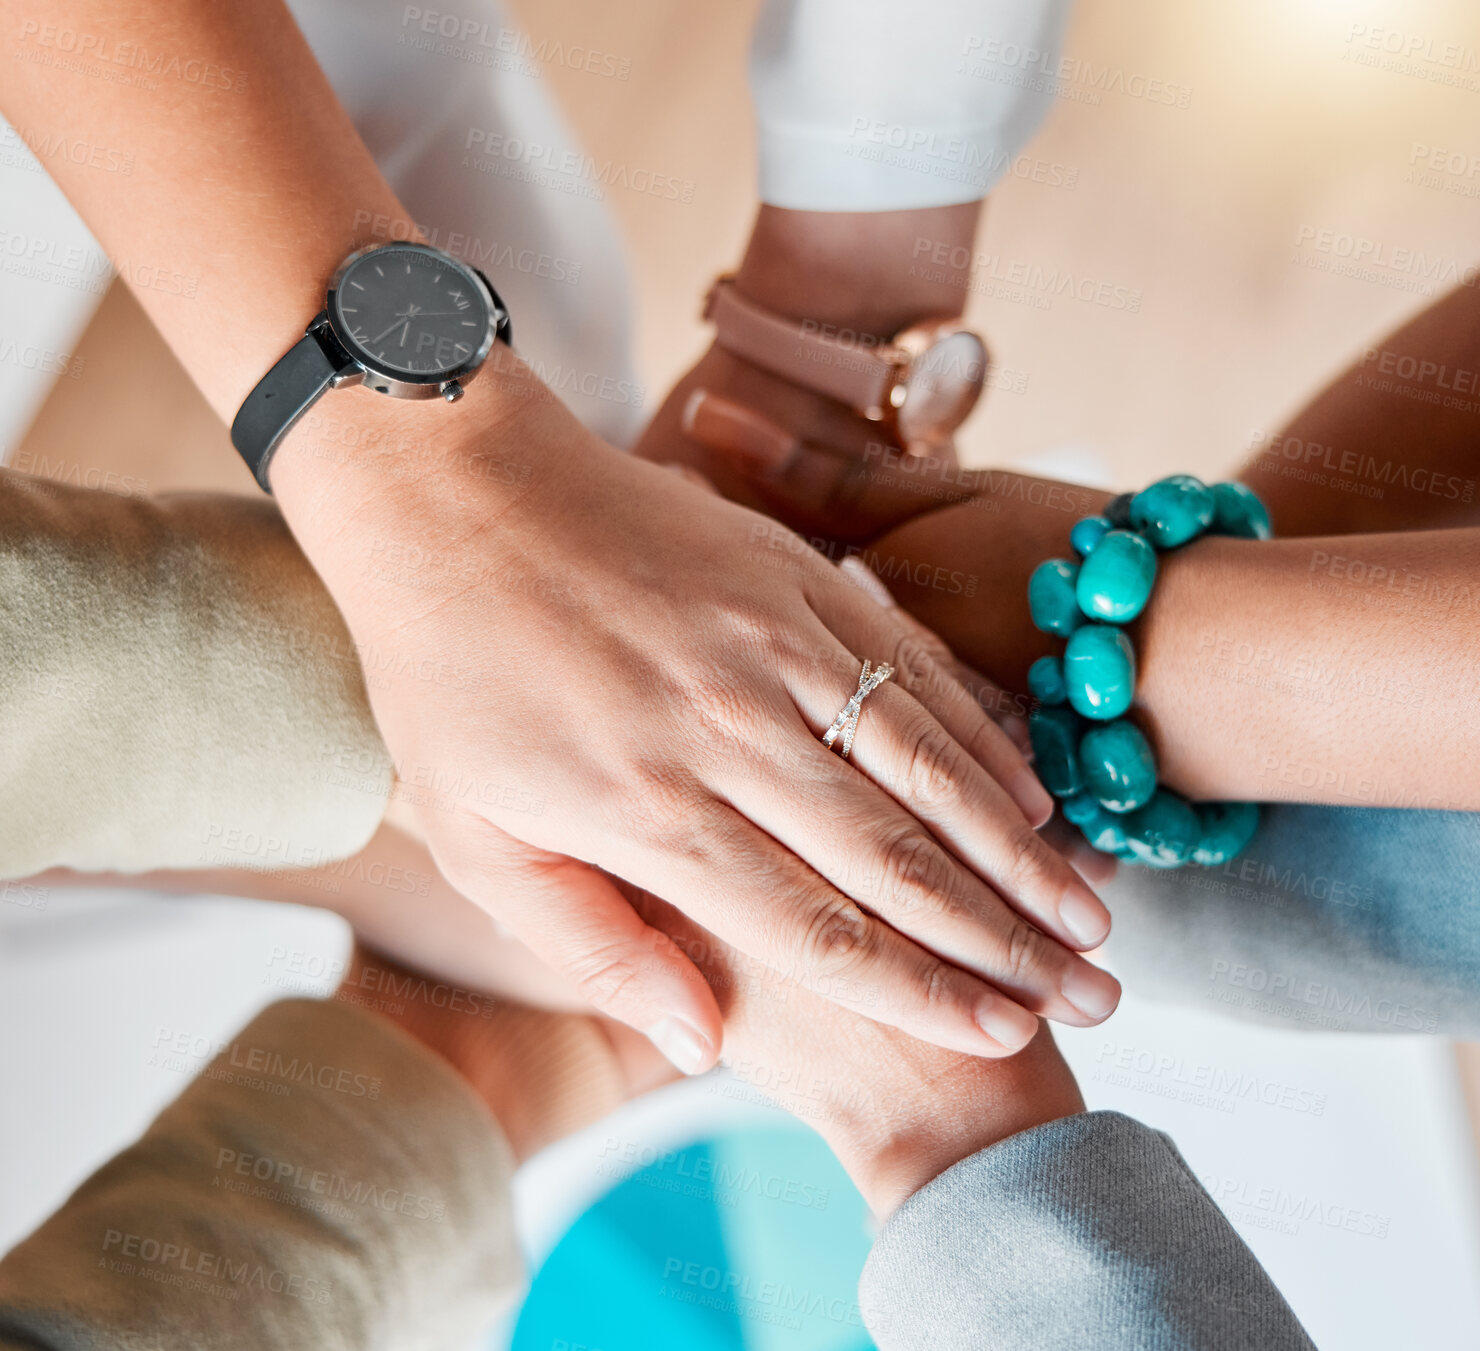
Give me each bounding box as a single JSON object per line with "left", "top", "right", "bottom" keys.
{"left": 370, "top": 315, "right": 412, "bottom": 344}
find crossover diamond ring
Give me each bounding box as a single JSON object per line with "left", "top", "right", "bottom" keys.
{"left": 821, "top": 659, "right": 894, "bottom": 760}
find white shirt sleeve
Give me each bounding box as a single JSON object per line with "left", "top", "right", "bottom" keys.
{"left": 749, "top": 0, "right": 1073, "bottom": 211}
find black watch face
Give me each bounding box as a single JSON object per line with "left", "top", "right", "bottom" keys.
{"left": 330, "top": 244, "right": 494, "bottom": 381}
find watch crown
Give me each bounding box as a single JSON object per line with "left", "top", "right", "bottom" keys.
{"left": 441, "top": 380, "right": 464, "bottom": 403}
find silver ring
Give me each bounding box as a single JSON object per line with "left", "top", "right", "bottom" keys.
{"left": 822, "top": 659, "right": 894, "bottom": 760}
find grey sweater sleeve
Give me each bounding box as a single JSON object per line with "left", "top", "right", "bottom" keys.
{"left": 858, "top": 1111, "right": 1315, "bottom": 1351}
{"left": 0, "top": 999, "right": 523, "bottom": 1351}
{"left": 0, "top": 471, "right": 391, "bottom": 876}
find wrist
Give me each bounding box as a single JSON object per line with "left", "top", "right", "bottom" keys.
{"left": 263, "top": 348, "right": 573, "bottom": 609}
{"left": 733, "top": 202, "right": 981, "bottom": 339}
{"left": 336, "top": 947, "right": 627, "bottom": 1163}
{"left": 868, "top": 475, "right": 1111, "bottom": 691}
{"left": 834, "top": 1027, "right": 1085, "bottom": 1217}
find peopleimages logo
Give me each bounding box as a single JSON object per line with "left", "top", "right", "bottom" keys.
{"left": 1249, "top": 427, "right": 1475, "bottom": 505}
{"left": 462, "top": 129, "right": 696, "bottom": 204}
{"left": 399, "top": 6, "right": 631, "bottom": 80}
{"left": 1207, "top": 960, "right": 1438, "bottom": 1032}
{"left": 909, "top": 237, "right": 1142, "bottom": 313}
{"left": 101, "top": 1230, "right": 332, "bottom": 1303}
{"left": 958, "top": 34, "right": 1192, "bottom": 109}
{"left": 1291, "top": 225, "right": 1480, "bottom": 296}
{"left": 14, "top": 20, "right": 247, "bottom": 91}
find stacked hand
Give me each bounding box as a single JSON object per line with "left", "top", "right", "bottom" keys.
{"left": 277, "top": 369, "right": 1119, "bottom": 1079}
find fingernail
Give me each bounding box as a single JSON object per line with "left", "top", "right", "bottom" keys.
{"left": 682, "top": 390, "right": 798, "bottom": 470}
{"left": 647, "top": 1018, "right": 712, "bottom": 1076}
{"left": 1060, "top": 963, "right": 1120, "bottom": 1022}
{"left": 1059, "top": 883, "right": 1112, "bottom": 948}
{"left": 975, "top": 999, "right": 1038, "bottom": 1053}
{"left": 1000, "top": 713, "right": 1032, "bottom": 756}
{"left": 1010, "top": 768, "right": 1054, "bottom": 828}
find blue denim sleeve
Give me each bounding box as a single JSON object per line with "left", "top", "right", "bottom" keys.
{"left": 1103, "top": 805, "right": 1480, "bottom": 1037}
{"left": 858, "top": 1111, "right": 1315, "bottom": 1350}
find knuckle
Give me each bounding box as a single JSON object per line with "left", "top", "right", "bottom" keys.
{"left": 617, "top": 770, "right": 706, "bottom": 856}
{"left": 1003, "top": 918, "right": 1054, "bottom": 988}
{"left": 566, "top": 939, "right": 648, "bottom": 1013}
{"left": 801, "top": 897, "right": 875, "bottom": 975}
{"left": 1000, "top": 826, "right": 1059, "bottom": 898}
{"left": 877, "top": 829, "right": 952, "bottom": 913}
{"left": 887, "top": 630, "right": 935, "bottom": 695}
{"left": 896, "top": 715, "right": 963, "bottom": 809}
{"left": 685, "top": 673, "right": 768, "bottom": 756}
{"left": 922, "top": 960, "right": 960, "bottom": 1016}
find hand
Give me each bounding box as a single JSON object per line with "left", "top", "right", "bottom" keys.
{"left": 335, "top": 942, "right": 675, "bottom": 1162}
{"left": 635, "top": 347, "right": 977, "bottom": 545}
{"left": 272, "top": 362, "right": 1119, "bottom": 1080}
{"left": 634, "top": 203, "right": 989, "bottom": 544}
{"left": 636, "top": 891, "right": 1086, "bottom": 1217}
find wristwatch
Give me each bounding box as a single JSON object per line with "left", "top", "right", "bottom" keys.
{"left": 702, "top": 276, "right": 987, "bottom": 455}
{"left": 230, "top": 241, "right": 512, "bottom": 491}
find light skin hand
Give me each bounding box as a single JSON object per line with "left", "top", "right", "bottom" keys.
{"left": 334, "top": 942, "right": 675, "bottom": 1163}
{"left": 0, "top": 0, "right": 1120, "bottom": 1069}
{"left": 633, "top": 891, "right": 1085, "bottom": 1218}
{"left": 277, "top": 377, "right": 1121, "bottom": 1066}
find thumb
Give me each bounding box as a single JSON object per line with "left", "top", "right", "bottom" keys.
{"left": 424, "top": 814, "right": 723, "bottom": 1075}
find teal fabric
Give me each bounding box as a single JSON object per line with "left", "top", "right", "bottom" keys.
{"left": 513, "top": 1128, "right": 875, "bottom": 1351}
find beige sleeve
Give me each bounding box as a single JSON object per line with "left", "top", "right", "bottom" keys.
{"left": 0, "top": 471, "right": 391, "bottom": 875}
{"left": 0, "top": 998, "right": 523, "bottom": 1350}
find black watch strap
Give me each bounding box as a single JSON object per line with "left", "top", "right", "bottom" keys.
{"left": 230, "top": 320, "right": 355, "bottom": 493}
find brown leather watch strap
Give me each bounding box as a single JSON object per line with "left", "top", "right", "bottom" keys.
{"left": 703, "top": 278, "right": 902, "bottom": 418}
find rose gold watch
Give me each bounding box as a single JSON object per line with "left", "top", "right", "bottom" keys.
{"left": 702, "top": 276, "right": 988, "bottom": 454}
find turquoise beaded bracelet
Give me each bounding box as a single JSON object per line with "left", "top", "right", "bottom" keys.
{"left": 1026, "top": 475, "right": 1271, "bottom": 870}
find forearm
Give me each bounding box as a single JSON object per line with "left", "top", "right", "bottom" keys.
{"left": 734, "top": 203, "right": 981, "bottom": 337}
{"left": 859, "top": 1112, "right": 1314, "bottom": 1350}
{"left": 871, "top": 491, "right": 1480, "bottom": 808}
{"left": 0, "top": 1, "right": 539, "bottom": 529}
{"left": 1240, "top": 283, "right": 1480, "bottom": 535}
{"left": 0, "top": 1, "right": 398, "bottom": 422}
{"left": 0, "top": 468, "right": 388, "bottom": 878}
{"left": 335, "top": 946, "right": 628, "bottom": 1163}
{"left": 0, "top": 999, "right": 521, "bottom": 1347}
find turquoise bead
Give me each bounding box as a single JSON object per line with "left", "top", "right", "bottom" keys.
{"left": 1027, "top": 654, "right": 1068, "bottom": 706}
{"left": 1075, "top": 530, "right": 1157, "bottom": 623}
{"left": 1028, "top": 559, "right": 1084, "bottom": 636}
{"left": 1079, "top": 719, "right": 1157, "bottom": 813}
{"left": 1191, "top": 801, "right": 1261, "bottom": 866}
{"left": 1061, "top": 792, "right": 1101, "bottom": 826}
{"left": 1103, "top": 492, "right": 1134, "bottom": 528}
{"left": 1130, "top": 474, "right": 1215, "bottom": 548}
{"left": 1064, "top": 624, "right": 1136, "bottom": 721}
{"left": 1070, "top": 515, "right": 1112, "bottom": 557}
{"left": 1064, "top": 794, "right": 1131, "bottom": 855}
{"left": 1028, "top": 706, "right": 1085, "bottom": 798}
{"left": 1122, "top": 789, "right": 1201, "bottom": 868}
{"left": 1209, "top": 482, "right": 1272, "bottom": 540}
